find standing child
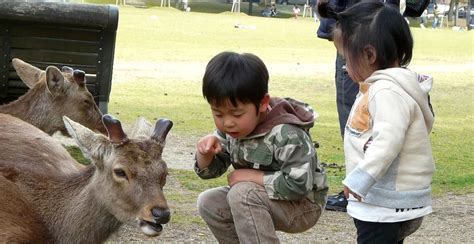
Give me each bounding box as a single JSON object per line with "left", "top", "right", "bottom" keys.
{"left": 318, "top": 1, "right": 435, "bottom": 243}
{"left": 293, "top": 4, "right": 301, "bottom": 19}
{"left": 194, "top": 51, "right": 328, "bottom": 243}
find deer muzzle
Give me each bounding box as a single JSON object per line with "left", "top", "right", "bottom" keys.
{"left": 138, "top": 207, "right": 170, "bottom": 236}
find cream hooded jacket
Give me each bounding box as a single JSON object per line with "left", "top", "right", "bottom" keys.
{"left": 343, "top": 68, "right": 435, "bottom": 209}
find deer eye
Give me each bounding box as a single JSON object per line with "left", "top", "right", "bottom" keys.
{"left": 113, "top": 168, "right": 128, "bottom": 180}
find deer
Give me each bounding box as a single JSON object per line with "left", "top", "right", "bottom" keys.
{"left": 0, "top": 58, "right": 106, "bottom": 135}
{"left": 0, "top": 113, "right": 173, "bottom": 243}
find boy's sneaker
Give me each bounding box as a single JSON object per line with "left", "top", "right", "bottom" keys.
{"left": 325, "top": 191, "right": 347, "bottom": 212}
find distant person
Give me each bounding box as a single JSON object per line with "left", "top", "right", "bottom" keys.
{"left": 470, "top": 15, "right": 474, "bottom": 29}
{"left": 310, "top": 0, "right": 319, "bottom": 22}
{"left": 261, "top": 5, "right": 272, "bottom": 17}
{"left": 420, "top": 9, "right": 428, "bottom": 28}
{"left": 271, "top": 4, "right": 278, "bottom": 17}
{"left": 293, "top": 4, "right": 301, "bottom": 19}
{"left": 432, "top": 5, "right": 441, "bottom": 29}
{"left": 181, "top": 0, "right": 188, "bottom": 11}
{"left": 319, "top": 1, "right": 435, "bottom": 242}
{"left": 194, "top": 51, "right": 328, "bottom": 243}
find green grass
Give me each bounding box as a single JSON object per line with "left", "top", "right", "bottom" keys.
{"left": 172, "top": 168, "right": 228, "bottom": 192}
{"left": 65, "top": 146, "right": 91, "bottom": 165}
{"left": 80, "top": 2, "right": 474, "bottom": 196}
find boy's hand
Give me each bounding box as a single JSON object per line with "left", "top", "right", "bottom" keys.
{"left": 196, "top": 134, "right": 222, "bottom": 169}
{"left": 227, "top": 169, "right": 264, "bottom": 187}
{"left": 197, "top": 134, "right": 222, "bottom": 155}
{"left": 343, "top": 185, "right": 362, "bottom": 202}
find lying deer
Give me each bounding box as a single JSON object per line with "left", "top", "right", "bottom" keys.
{"left": 0, "top": 58, "right": 106, "bottom": 135}
{"left": 0, "top": 113, "right": 173, "bottom": 243}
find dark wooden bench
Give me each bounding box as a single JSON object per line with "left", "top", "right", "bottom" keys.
{"left": 0, "top": 1, "right": 119, "bottom": 113}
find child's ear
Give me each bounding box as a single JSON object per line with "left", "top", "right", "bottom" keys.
{"left": 259, "top": 93, "right": 270, "bottom": 111}
{"left": 364, "top": 45, "right": 377, "bottom": 65}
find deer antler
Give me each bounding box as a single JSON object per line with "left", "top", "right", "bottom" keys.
{"left": 73, "top": 70, "right": 86, "bottom": 87}
{"left": 102, "top": 115, "right": 129, "bottom": 145}
{"left": 151, "top": 119, "right": 173, "bottom": 143}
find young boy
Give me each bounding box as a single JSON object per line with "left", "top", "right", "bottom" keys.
{"left": 194, "top": 51, "right": 328, "bottom": 243}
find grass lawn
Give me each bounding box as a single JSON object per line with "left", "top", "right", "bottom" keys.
{"left": 80, "top": 1, "right": 473, "bottom": 196}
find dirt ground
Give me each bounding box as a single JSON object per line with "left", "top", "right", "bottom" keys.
{"left": 104, "top": 132, "right": 474, "bottom": 243}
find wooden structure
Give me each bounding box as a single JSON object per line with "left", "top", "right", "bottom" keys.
{"left": 231, "top": 0, "right": 241, "bottom": 13}
{"left": 161, "top": 0, "right": 171, "bottom": 7}
{"left": 0, "top": 1, "right": 119, "bottom": 113}
{"left": 303, "top": 0, "right": 313, "bottom": 18}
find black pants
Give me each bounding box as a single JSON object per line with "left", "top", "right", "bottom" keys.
{"left": 353, "top": 217, "right": 423, "bottom": 244}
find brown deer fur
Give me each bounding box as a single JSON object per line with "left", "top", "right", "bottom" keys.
{"left": 0, "top": 58, "right": 106, "bottom": 135}
{"left": 0, "top": 113, "right": 173, "bottom": 243}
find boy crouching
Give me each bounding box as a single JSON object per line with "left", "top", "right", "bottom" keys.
{"left": 194, "top": 51, "right": 328, "bottom": 243}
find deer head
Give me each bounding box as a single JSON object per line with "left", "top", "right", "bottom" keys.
{"left": 7, "top": 58, "right": 106, "bottom": 135}
{"left": 63, "top": 115, "right": 173, "bottom": 237}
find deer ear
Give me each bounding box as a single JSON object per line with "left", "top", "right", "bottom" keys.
{"left": 151, "top": 119, "right": 173, "bottom": 144}
{"left": 129, "top": 117, "right": 153, "bottom": 139}
{"left": 45, "top": 66, "right": 66, "bottom": 95}
{"left": 12, "top": 58, "right": 44, "bottom": 88}
{"left": 63, "top": 116, "right": 110, "bottom": 166}
{"left": 61, "top": 66, "right": 73, "bottom": 74}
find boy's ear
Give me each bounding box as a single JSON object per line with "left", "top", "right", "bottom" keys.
{"left": 259, "top": 93, "right": 271, "bottom": 111}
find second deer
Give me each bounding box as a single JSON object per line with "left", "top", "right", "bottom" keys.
{"left": 0, "top": 58, "right": 106, "bottom": 135}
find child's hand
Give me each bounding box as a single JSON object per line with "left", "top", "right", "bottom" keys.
{"left": 197, "top": 134, "right": 222, "bottom": 155}
{"left": 196, "top": 135, "right": 222, "bottom": 169}
{"left": 227, "top": 169, "right": 264, "bottom": 187}
{"left": 343, "top": 185, "right": 362, "bottom": 202}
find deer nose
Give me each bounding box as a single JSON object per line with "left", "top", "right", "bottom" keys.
{"left": 151, "top": 207, "right": 171, "bottom": 224}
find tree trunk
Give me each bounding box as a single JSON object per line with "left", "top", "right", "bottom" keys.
{"left": 468, "top": 0, "right": 472, "bottom": 30}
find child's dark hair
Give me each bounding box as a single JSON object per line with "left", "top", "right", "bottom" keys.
{"left": 202, "top": 51, "right": 269, "bottom": 113}
{"left": 318, "top": 0, "right": 413, "bottom": 69}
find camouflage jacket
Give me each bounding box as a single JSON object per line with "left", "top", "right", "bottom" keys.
{"left": 195, "top": 97, "right": 328, "bottom": 207}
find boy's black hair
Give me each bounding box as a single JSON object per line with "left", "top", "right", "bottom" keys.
{"left": 202, "top": 51, "right": 269, "bottom": 113}
{"left": 319, "top": 0, "right": 413, "bottom": 69}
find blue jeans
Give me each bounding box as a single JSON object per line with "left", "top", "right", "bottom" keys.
{"left": 432, "top": 17, "right": 439, "bottom": 28}
{"left": 335, "top": 53, "right": 359, "bottom": 138}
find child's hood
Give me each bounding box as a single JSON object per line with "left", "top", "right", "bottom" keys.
{"left": 365, "top": 68, "right": 434, "bottom": 132}
{"left": 249, "top": 97, "right": 318, "bottom": 136}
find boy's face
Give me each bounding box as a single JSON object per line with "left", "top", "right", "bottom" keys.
{"left": 210, "top": 95, "right": 269, "bottom": 139}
